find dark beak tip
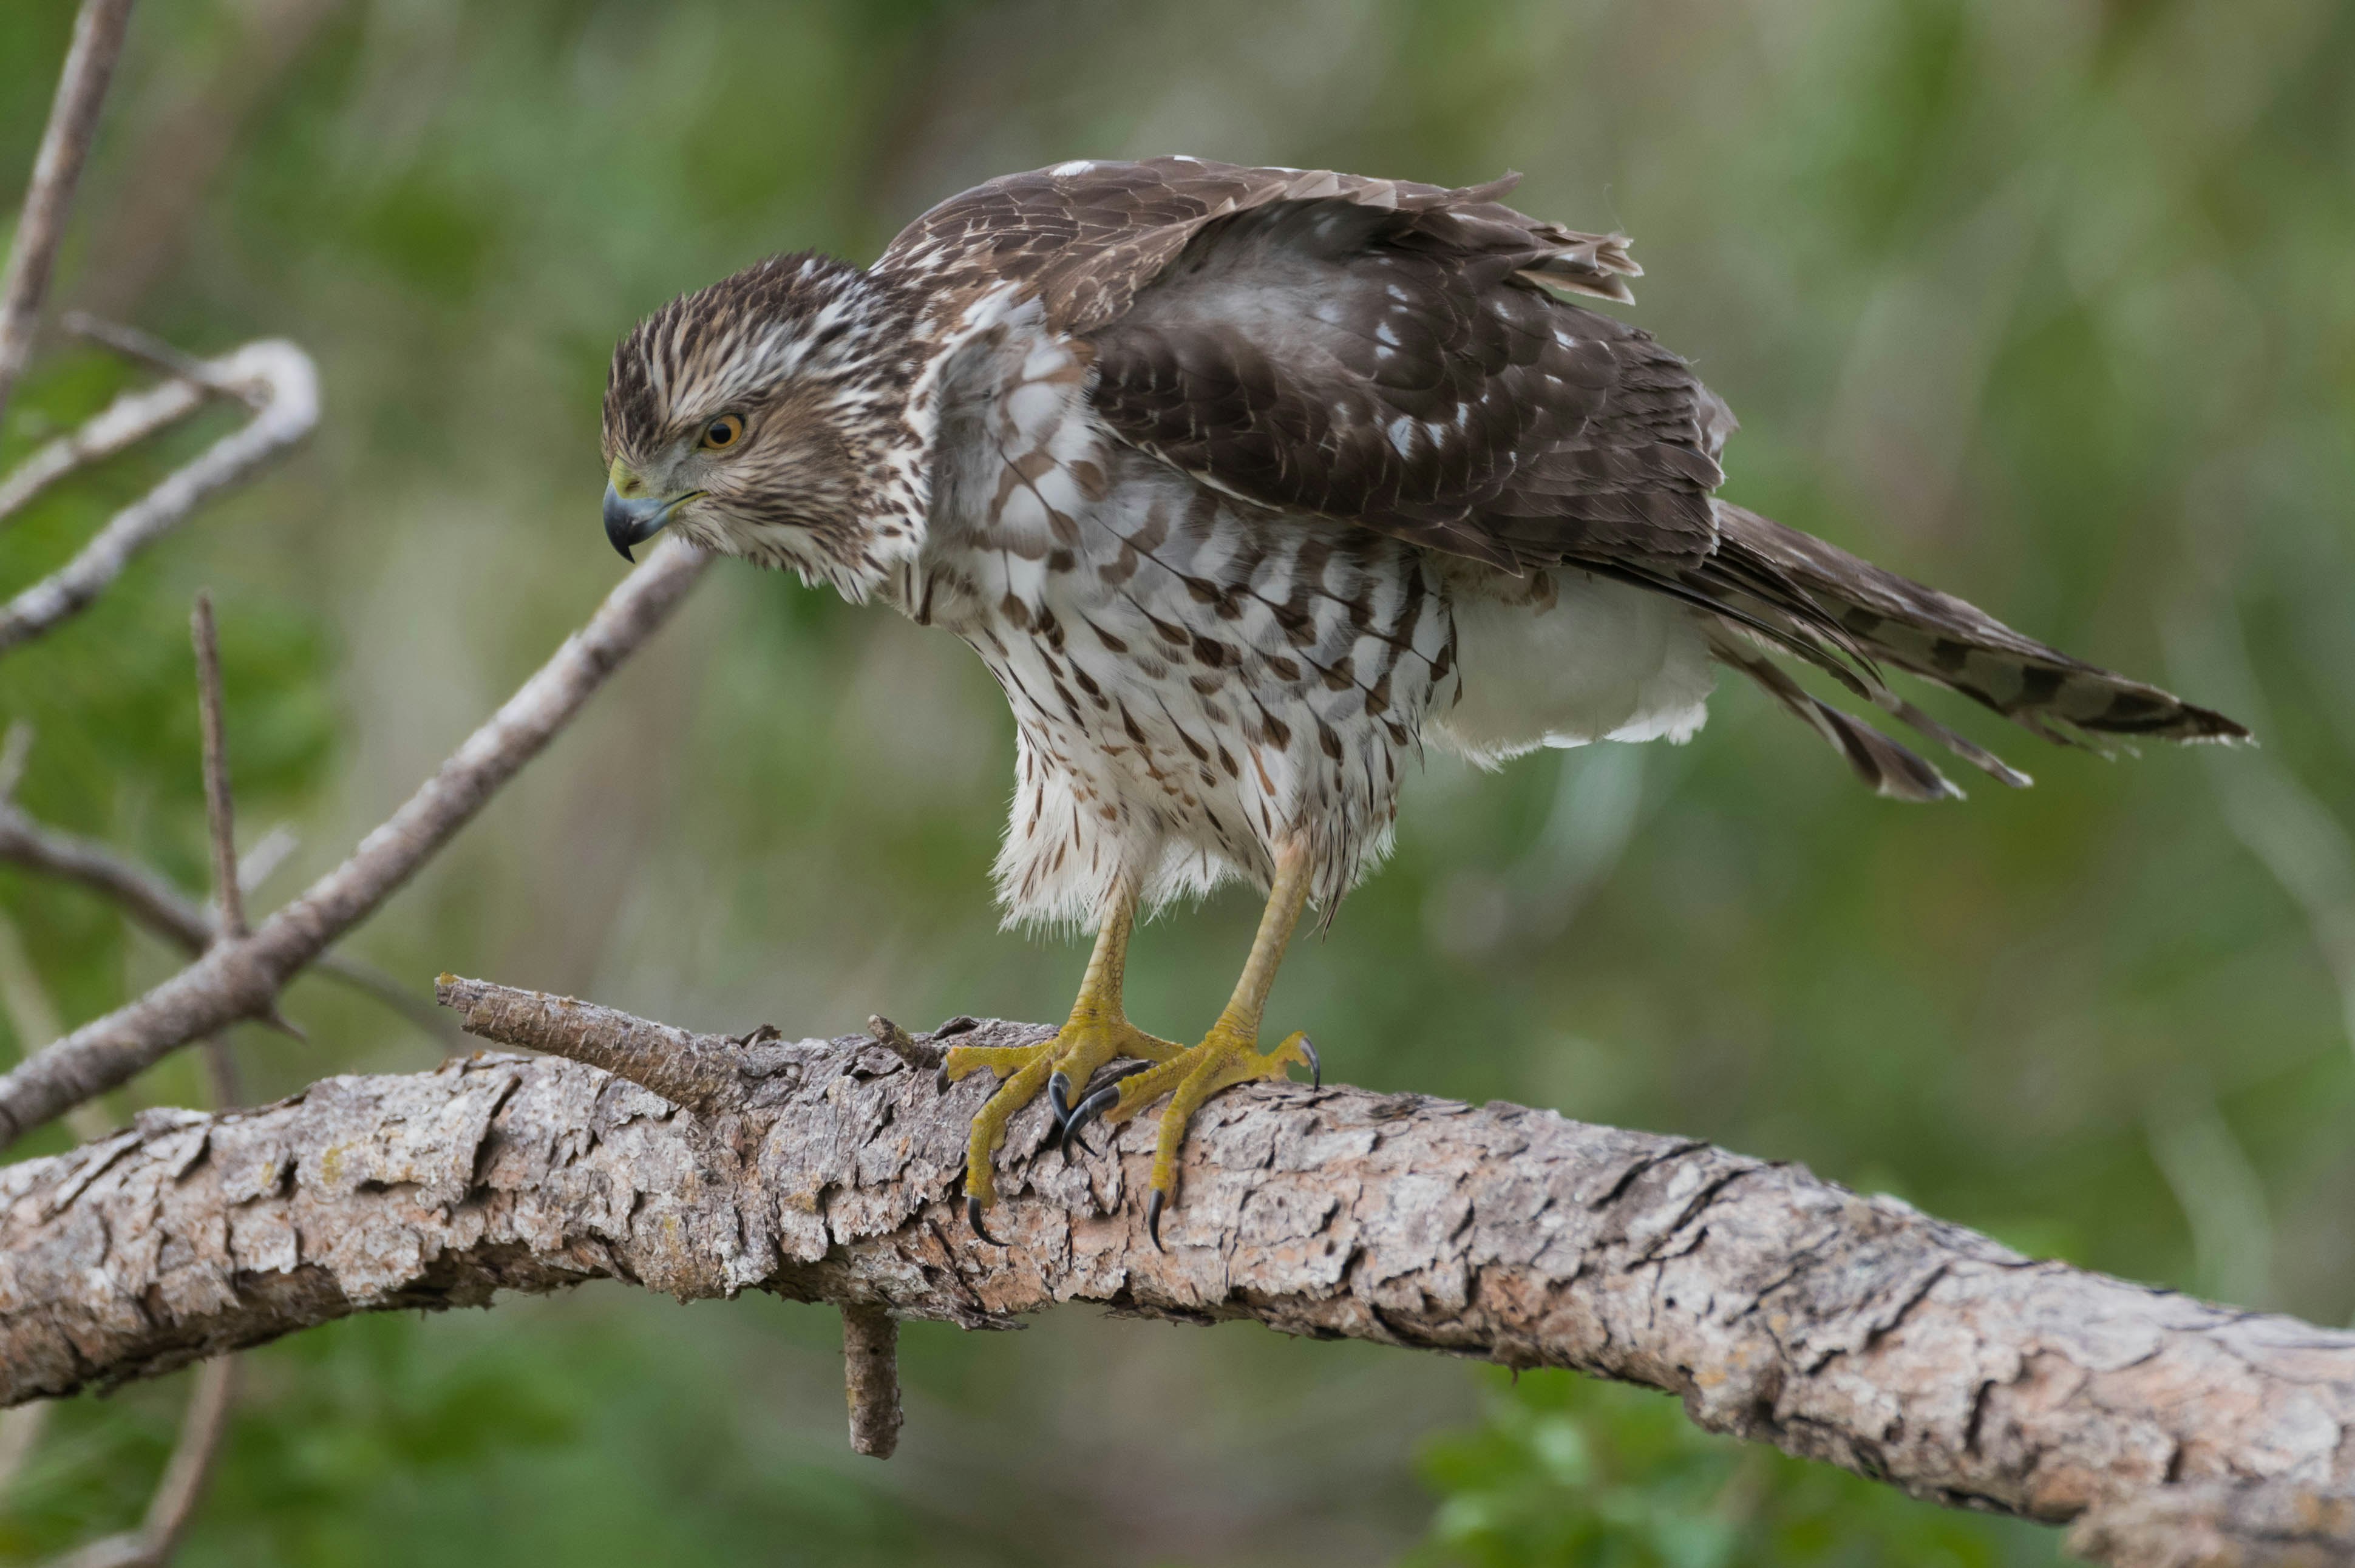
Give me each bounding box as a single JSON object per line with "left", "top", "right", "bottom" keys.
{"left": 602, "top": 481, "right": 671, "bottom": 564}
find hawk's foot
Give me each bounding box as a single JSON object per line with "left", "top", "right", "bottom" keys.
{"left": 1065, "top": 1019, "right": 1319, "bottom": 1249}
{"left": 942, "top": 1014, "right": 1181, "bottom": 1238}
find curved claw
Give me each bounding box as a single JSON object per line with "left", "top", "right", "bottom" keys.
{"left": 934, "top": 1063, "right": 951, "bottom": 1095}
{"left": 966, "top": 1194, "right": 1001, "bottom": 1246}
{"left": 1047, "top": 1070, "right": 1075, "bottom": 1128}
{"left": 1059, "top": 1081, "right": 1120, "bottom": 1154}
{"left": 1298, "top": 1034, "right": 1320, "bottom": 1090}
{"left": 1146, "top": 1188, "right": 1166, "bottom": 1252}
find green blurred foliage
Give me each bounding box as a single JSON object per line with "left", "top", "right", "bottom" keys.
{"left": 1, "top": 0, "right": 2350, "bottom": 1563}
{"left": 1415, "top": 1371, "right": 2042, "bottom": 1568}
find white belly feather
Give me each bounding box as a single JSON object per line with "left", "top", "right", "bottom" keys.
{"left": 1430, "top": 567, "right": 1716, "bottom": 768}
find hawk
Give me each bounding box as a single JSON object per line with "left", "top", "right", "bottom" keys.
{"left": 600, "top": 158, "right": 2245, "bottom": 1246}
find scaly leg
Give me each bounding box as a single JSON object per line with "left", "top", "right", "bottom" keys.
{"left": 1063, "top": 839, "right": 1320, "bottom": 1249}
{"left": 940, "top": 877, "right": 1181, "bottom": 1240}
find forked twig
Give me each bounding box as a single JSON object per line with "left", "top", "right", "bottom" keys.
{"left": 0, "top": 538, "right": 712, "bottom": 1149}
{"left": 0, "top": 0, "right": 138, "bottom": 429}
{"left": 0, "top": 795, "right": 441, "bottom": 1037}
{"left": 64, "top": 313, "right": 260, "bottom": 406}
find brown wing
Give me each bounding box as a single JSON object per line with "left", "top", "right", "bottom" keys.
{"left": 876, "top": 158, "right": 1708, "bottom": 572}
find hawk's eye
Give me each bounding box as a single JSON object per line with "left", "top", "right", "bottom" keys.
{"left": 699, "top": 413, "right": 745, "bottom": 451}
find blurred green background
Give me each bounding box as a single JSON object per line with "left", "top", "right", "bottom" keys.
{"left": 2, "top": 0, "right": 2350, "bottom": 1562}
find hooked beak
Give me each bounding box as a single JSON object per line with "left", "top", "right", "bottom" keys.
{"left": 603, "top": 483, "right": 696, "bottom": 563}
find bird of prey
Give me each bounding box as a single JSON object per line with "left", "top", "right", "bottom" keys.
{"left": 600, "top": 158, "right": 2245, "bottom": 1246}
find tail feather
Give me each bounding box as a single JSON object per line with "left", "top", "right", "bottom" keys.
{"left": 1706, "top": 634, "right": 1962, "bottom": 803}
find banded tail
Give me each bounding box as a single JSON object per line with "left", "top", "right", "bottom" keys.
{"left": 1682, "top": 503, "right": 2248, "bottom": 801}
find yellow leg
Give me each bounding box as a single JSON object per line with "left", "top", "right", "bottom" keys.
{"left": 940, "top": 878, "right": 1180, "bottom": 1240}
{"left": 1065, "top": 839, "right": 1320, "bottom": 1249}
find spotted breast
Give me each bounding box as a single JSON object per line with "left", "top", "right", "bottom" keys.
{"left": 897, "top": 313, "right": 1456, "bottom": 929}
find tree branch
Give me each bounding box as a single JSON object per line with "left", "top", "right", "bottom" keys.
{"left": 0, "top": 338, "right": 317, "bottom": 659}
{"left": 0, "top": 541, "right": 709, "bottom": 1149}
{"left": 188, "top": 594, "right": 242, "bottom": 944}
{"left": 0, "top": 0, "right": 137, "bottom": 430}
{"left": 4, "top": 979, "right": 2351, "bottom": 1567}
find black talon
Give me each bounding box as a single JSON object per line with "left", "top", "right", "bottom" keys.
{"left": 1146, "top": 1189, "right": 1166, "bottom": 1252}
{"left": 1299, "top": 1035, "right": 1320, "bottom": 1089}
{"left": 934, "top": 1063, "right": 951, "bottom": 1095}
{"left": 1060, "top": 1082, "right": 1119, "bottom": 1153}
{"left": 1048, "top": 1070, "right": 1075, "bottom": 1127}
{"left": 966, "top": 1195, "right": 1001, "bottom": 1245}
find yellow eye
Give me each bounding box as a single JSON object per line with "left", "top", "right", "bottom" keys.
{"left": 699, "top": 413, "right": 745, "bottom": 450}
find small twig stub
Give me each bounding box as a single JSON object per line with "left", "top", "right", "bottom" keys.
{"left": 840, "top": 1305, "right": 903, "bottom": 1461}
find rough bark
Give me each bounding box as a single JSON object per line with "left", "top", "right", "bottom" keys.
{"left": 3, "top": 979, "right": 2352, "bottom": 1567}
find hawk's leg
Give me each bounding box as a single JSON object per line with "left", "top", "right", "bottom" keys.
{"left": 1067, "top": 840, "right": 1319, "bottom": 1249}
{"left": 942, "top": 878, "right": 1180, "bottom": 1238}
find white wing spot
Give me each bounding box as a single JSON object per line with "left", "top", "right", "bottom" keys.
{"left": 1051, "top": 160, "right": 1096, "bottom": 176}
{"left": 1386, "top": 416, "right": 1418, "bottom": 455}
{"left": 1375, "top": 322, "right": 1402, "bottom": 347}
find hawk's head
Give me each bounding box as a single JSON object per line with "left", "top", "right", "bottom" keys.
{"left": 600, "top": 252, "right": 925, "bottom": 599}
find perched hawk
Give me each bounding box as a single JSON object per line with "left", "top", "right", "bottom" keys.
{"left": 600, "top": 158, "right": 2245, "bottom": 1244}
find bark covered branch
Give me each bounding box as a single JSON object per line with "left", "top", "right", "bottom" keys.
{"left": 3, "top": 979, "right": 2351, "bottom": 1566}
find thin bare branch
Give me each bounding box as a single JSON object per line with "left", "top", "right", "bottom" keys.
{"left": 0, "top": 540, "right": 710, "bottom": 1148}
{"left": 0, "top": 0, "right": 138, "bottom": 430}
{"left": 188, "top": 594, "right": 242, "bottom": 942}
{"left": 62, "top": 312, "right": 257, "bottom": 406}
{"left": 0, "top": 797, "right": 446, "bottom": 1039}
{"left": 5, "top": 982, "right": 2353, "bottom": 1568}
{"left": 0, "top": 375, "right": 211, "bottom": 528}
{"left": 0, "top": 339, "right": 316, "bottom": 659}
